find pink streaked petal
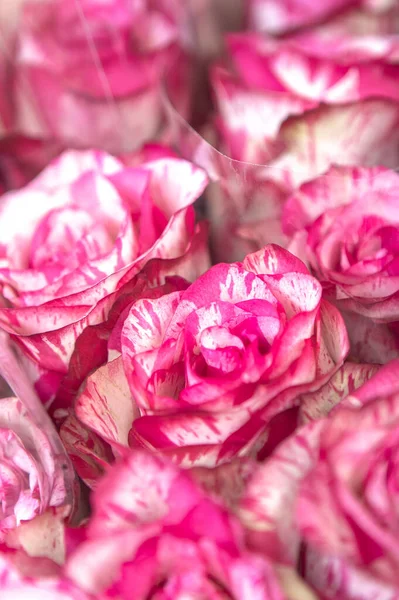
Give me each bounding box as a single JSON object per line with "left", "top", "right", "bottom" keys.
{"left": 191, "top": 458, "right": 254, "bottom": 510}
{"left": 130, "top": 410, "right": 254, "bottom": 467}
{"left": 2, "top": 219, "right": 206, "bottom": 375}
{"left": 227, "top": 32, "right": 399, "bottom": 103}
{"left": 4, "top": 508, "right": 68, "bottom": 566}
{"left": 133, "top": 442, "right": 228, "bottom": 469}
{"left": 338, "top": 274, "right": 399, "bottom": 302}
{"left": 139, "top": 157, "right": 209, "bottom": 217}
{"left": 269, "top": 100, "right": 399, "bottom": 194}
{"left": 242, "top": 244, "right": 309, "bottom": 276}
{"left": 65, "top": 528, "right": 160, "bottom": 596}
{"left": 247, "top": 0, "right": 352, "bottom": 34}
{"left": 284, "top": 165, "right": 399, "bottom": 236}
{"left": 52, "top": 249, "right": 199, "bottom": 416}
{"left": 218, "top": 343, "right": 346, "bottom": 465}
{"left": 75, "top": 356, "right": 137, "bottom": 447}
{"left": 342, "top": 358, "right": 399, "bottom": 407}
{"left": 87, "top": 449, "right": 201, "bottom": 536}
{"left": 262, "top": 272, "right": 321, "bottom": 318}
{"left": 204, "top": 545, "right": 285, "bottom": 600}
{"left": 317, "top": 300, "right": 350, "bottom": 374}
{"left": 268, "top": 45, "right": 399, "bottom": 104}
{"left": 299, "top": 362, "right": 380, "bottom": 423}
{"left": 15, "top": 67, "right": 164, "bottom": 155}
{"left": 122, "top": 291, "right": 184, "bottom": 389}
{"left": 30, "top": 150, "right": 122, "bottom": 190}
{"left": 59, "top": 415, "right": 113, "bottom": 489}
{"left": 179, "top": 263, "right": 278, "bottom": 310}
{"left": 239, "top": 420, "right": 323, "bottom": 564}
{"left": 0, "top": 397, "right": 62, "bottom": 509}
{"left": 211, "top": 64, "right": 315, "bottom": 162}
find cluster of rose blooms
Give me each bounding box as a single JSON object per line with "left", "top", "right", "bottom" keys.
{"left": 0, "top": 0, "right": 398, "bottom": 598}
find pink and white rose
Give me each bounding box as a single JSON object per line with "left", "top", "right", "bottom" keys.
{"left": 64, "top": 244, "right": 348, "bottom": 473}
{"left": 0, "top": 1, "right": 234, "bottom": 190}
{"left": 65, "top": 448, "right": 291, "bottom": 599}
{"left": 239, "top": 360, "right": 381, "bottom": 559}
{"left": 11, "top": 0, "right": 193, "bottom": 157}
{"left": 284, "top": 165, "right": 399, "bottom": 363}
{"left": 0, "top": 149, "right": 209, "bottom": 402}
{"left": 240, "top": 358, "right": 399, "bottom": 600}
{"left": 0, "top": 396, "right": 67, "bottom": 539}
{"left": 204, "top": 29, "right": 399, "bottom": 261}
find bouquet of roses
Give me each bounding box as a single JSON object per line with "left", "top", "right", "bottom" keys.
{"left": 0, "top": 0, "right": 398, "bottom": 598}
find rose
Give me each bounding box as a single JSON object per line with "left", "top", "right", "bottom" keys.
{"left": 246, "top": 0, "right": 399, "bottom": 35}
{"left": 1, "top": 1, "right": 230, "bottom": 190}
{"left": 0, "top": 149, "right": 209, "bottom": 402}
{"left": 10, "top": 0, "right": 195, "bottom": 160}
{"left": 0, "top": 396, "right": 67, "bottom": 540}
{"left": 213, "top": 32, "right": 399, "bottom": 165}
{"left": 239, "top": 359, "right": 399, "bottom": 600}
{"left": 126, "top": 244, "right": 348, "bottom": 467}
{"left": 57, "top": 283, "right": 252, "bottom": 489}
{"left": 283, "top": 165, "right": 399, "bottom": 363}
{"left": 0, "top": 448, "right": 313, "bottom": 600}
{"left": 204, "top": 29, "right": 399, "bottom": 261}
{"left": 64, "top": 448, "right": 294, "bottom": 600}
{"left": 239, "top": 361, "right": 381, "bottom": 563}
{"left": 63, "top": 244, "right": 348, "bottom": 474}
{"left": 298, "top": 364, "right": 399, "bottom": 600}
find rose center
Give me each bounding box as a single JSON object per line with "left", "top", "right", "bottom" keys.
{"left": 199, "top": 326, "right": 245, "bottom": 375}
{"left": 339, "top": 219, "right": 398, "bottom": 273}
{"left": 29, "top": 206, "right": 115, "bottom": 271}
